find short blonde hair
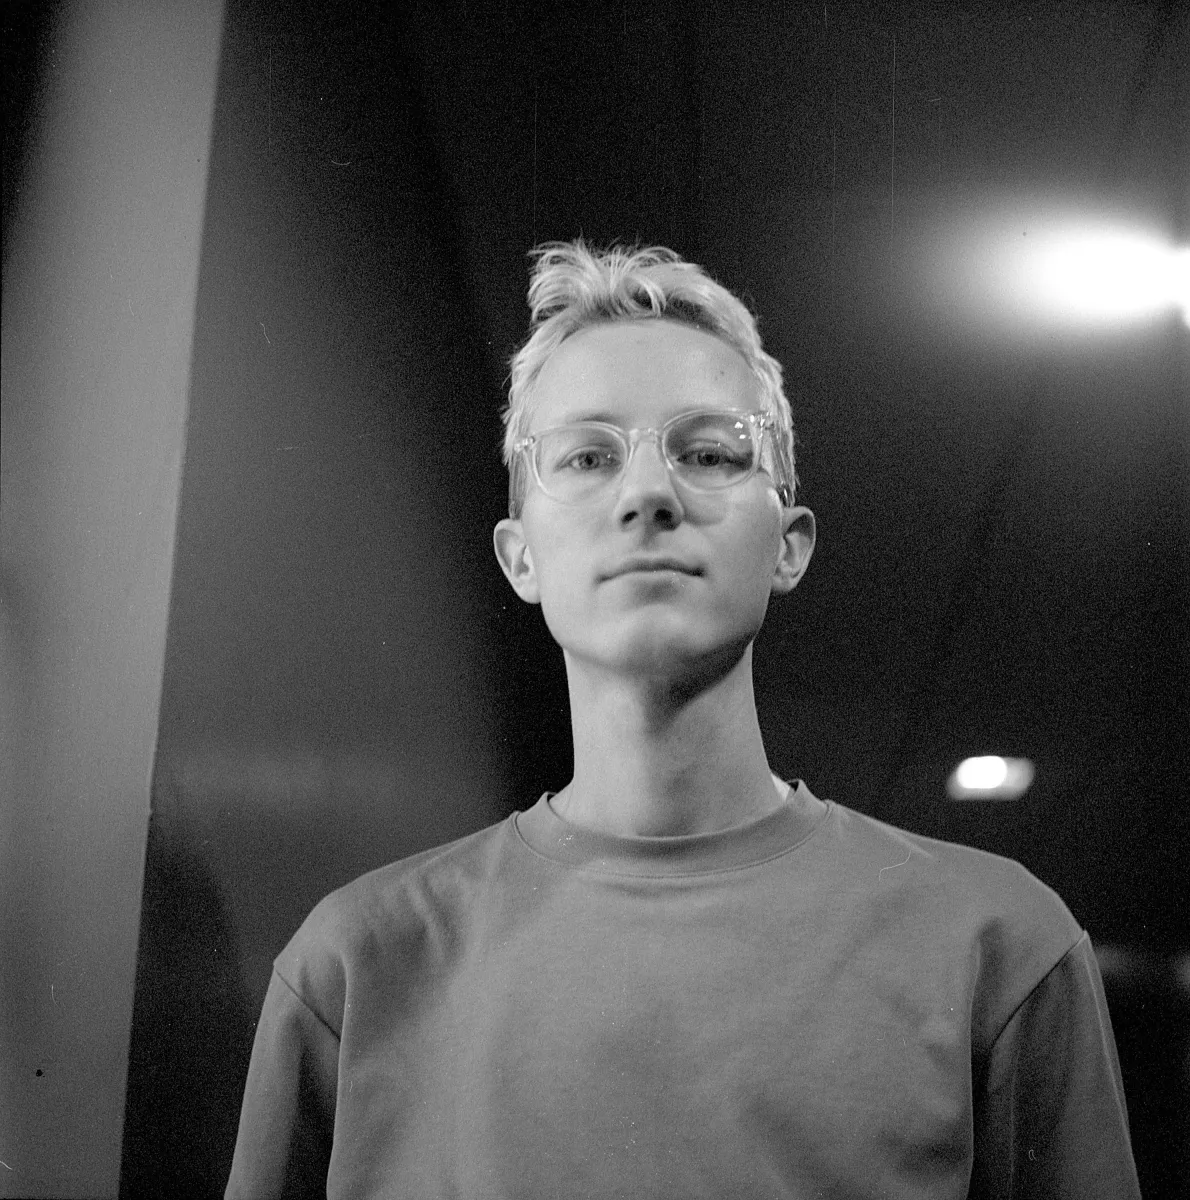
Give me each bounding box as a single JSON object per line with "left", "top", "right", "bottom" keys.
{"left": 502, "top": 240, "right": 796, "bottom": 516}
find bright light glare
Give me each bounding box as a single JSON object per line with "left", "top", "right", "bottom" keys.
{"left": 948, "top": 756, "right": 1035, "bottom": 801}
{"left": 911, "top": 199, "right": 1190, "bottom": 338}
{"left": 956, "top": 756, "right": 1009, "bottom": 790}
{"left": 1031, "top": 233, "right": 1189, "bottom": 324}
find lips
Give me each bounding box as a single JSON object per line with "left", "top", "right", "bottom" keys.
{"left": 604, "top": 557, "right": 701, "bottom": 580}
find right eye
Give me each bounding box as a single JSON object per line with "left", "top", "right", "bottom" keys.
{"left": 559, "top": 446, "right": 619, "bottom": 472}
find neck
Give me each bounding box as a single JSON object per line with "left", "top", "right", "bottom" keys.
{"left": 554, "top": 645, "right": 785, "bottom": 837}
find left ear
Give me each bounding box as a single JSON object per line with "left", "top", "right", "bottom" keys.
{"left": 771, "top": 505, "right": 816, "bottom": 595}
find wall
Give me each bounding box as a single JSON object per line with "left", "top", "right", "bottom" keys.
{"left": 117, "top": 4, "right": 512, "bottom": 1194}
{"left": 0, "top": 2, "right": 224, "bottom": 1196}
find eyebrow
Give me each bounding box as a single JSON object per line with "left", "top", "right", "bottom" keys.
{"left": 548, "top": 405, "right": 752, "bottom": 426}
{"left": 526, "top": 410, "right": 623, "bottom": 432}
{"left": 559, "top": 410, "right": 621, "bottom": 425}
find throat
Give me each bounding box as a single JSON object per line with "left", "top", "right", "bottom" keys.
{"left": 559, "top": 661, "right": 784, "bottom": 837}
{"left": 559, "top": 638, "right": 791, "bottom": 835}
{"left": 554, "top": 768, "right": 789, "bottom": 838}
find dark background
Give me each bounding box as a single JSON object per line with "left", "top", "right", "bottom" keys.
{"left": 7, "top": 0, "right": 1188, "bottom": 1195}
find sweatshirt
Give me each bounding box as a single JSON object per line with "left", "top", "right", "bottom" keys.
{"left": 226, "top": 782, "right": 1139, "bottom": 1198}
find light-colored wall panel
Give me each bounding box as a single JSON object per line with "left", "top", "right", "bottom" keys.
{"left": 0, "top": 3, "right": 224, "bottom": 1195}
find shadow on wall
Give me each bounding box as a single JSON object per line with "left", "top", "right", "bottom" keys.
{"left": 1098, "top": 949, "right": 1190, "bottom": 1200}
{"left": 119, "top": 748, "right": 495, "bottom": 1196}
{"left": 119, "top": 788, "right": 255, "bottom": 1198}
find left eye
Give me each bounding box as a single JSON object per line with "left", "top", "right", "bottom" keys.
{"left": 677, "top": 442, "right": 749, "bottom": 469}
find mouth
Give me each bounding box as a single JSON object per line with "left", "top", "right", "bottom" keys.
{"left": 604, "top": 558, "right": 702, "bottom": 580}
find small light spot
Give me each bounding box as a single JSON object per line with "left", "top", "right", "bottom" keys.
{"left": 948, "top": 756, "right": 1034, "bottom": 801}
{"left": 956, "top": 756, "right": 1008, "bottom": 790}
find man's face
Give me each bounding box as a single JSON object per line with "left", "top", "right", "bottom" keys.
{"left": 494, "top": 320, "right": 815, "bottom": 682}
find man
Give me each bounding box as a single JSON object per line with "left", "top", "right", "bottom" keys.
{"left": 226, "top": 242, "right": 1140, "bottom": 1197}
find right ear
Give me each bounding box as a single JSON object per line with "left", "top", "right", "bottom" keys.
{"left": 493, "top": 518, "right": 541, "bottom": 604}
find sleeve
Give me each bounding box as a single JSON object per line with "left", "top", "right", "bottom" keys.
{"left": 225, "top": 968, "right": 341, "bottom": 1200}
{"left": 969, "top": 931, "right": 1141, "bottom": 1199}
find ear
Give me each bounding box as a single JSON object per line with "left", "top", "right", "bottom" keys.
{"left": 771, "top": 505, "right": 816, "bottom": 595}
{"left": 493, "top": 518, "right": 541, "bottom": 604}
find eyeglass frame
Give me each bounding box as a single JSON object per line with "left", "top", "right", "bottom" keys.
{"left": 507, "top": 408, "right": 795, "bottom": 518}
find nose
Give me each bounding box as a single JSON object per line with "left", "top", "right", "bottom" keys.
{"left": 613, "top": 431, "right": 685, "bottom": 529}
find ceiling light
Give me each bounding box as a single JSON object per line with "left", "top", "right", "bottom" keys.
{"left": 947, "top": 756, "right": 1035, "bottom": 800}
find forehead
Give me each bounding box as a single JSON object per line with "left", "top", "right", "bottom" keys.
{"left": 528, "top": 319, "right": 758, "bottom": 430}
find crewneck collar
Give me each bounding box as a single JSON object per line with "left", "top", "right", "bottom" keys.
{"left": 513, "top": 781, "right": 830, "bottom": 877}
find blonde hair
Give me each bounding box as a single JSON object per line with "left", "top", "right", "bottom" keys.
{"left": 502, "top": 240, "right": 796, "bottom": 516}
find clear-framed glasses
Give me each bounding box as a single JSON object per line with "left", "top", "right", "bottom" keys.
{"left": 511, "top": 409, "right": 794, "bottom": 514}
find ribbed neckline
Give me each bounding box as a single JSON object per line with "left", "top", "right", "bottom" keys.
{"left": 513, "top": 781, "right": 830, "bottom": 877}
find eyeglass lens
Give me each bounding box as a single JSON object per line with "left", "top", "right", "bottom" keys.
{"left": 534, "top": 412, "right": 757, "bottom": 504}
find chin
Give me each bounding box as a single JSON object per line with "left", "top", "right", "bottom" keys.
{"left": 567, "top": 615, "right": 758, "bottom": 683}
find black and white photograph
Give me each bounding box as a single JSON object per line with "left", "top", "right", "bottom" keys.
{"left": 2, "top": 1, "right": 1186, "bottom": 1196}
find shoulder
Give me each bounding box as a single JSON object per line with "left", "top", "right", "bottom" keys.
{"left": 824, "top": 802, "right": 1078, "bottom": 932}
{"left": 273, "top": 815, "right": 516, "bottom": 1030}
{"left": 817, "top": 801, "right": 1084, "bottom": 1040}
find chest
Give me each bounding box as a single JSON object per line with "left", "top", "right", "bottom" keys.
{"left": 334, "top": 882, "right": 977, "bottom": 1197}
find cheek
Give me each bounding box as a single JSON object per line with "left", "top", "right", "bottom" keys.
{"left": 729, "top": 549, "right": 780, "bottom": 627}
{"left": 726, "top": 501, "right": 784, "bottom": 584}
{"left": 527, "top": 527, "right": 588, "bottom": 625}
